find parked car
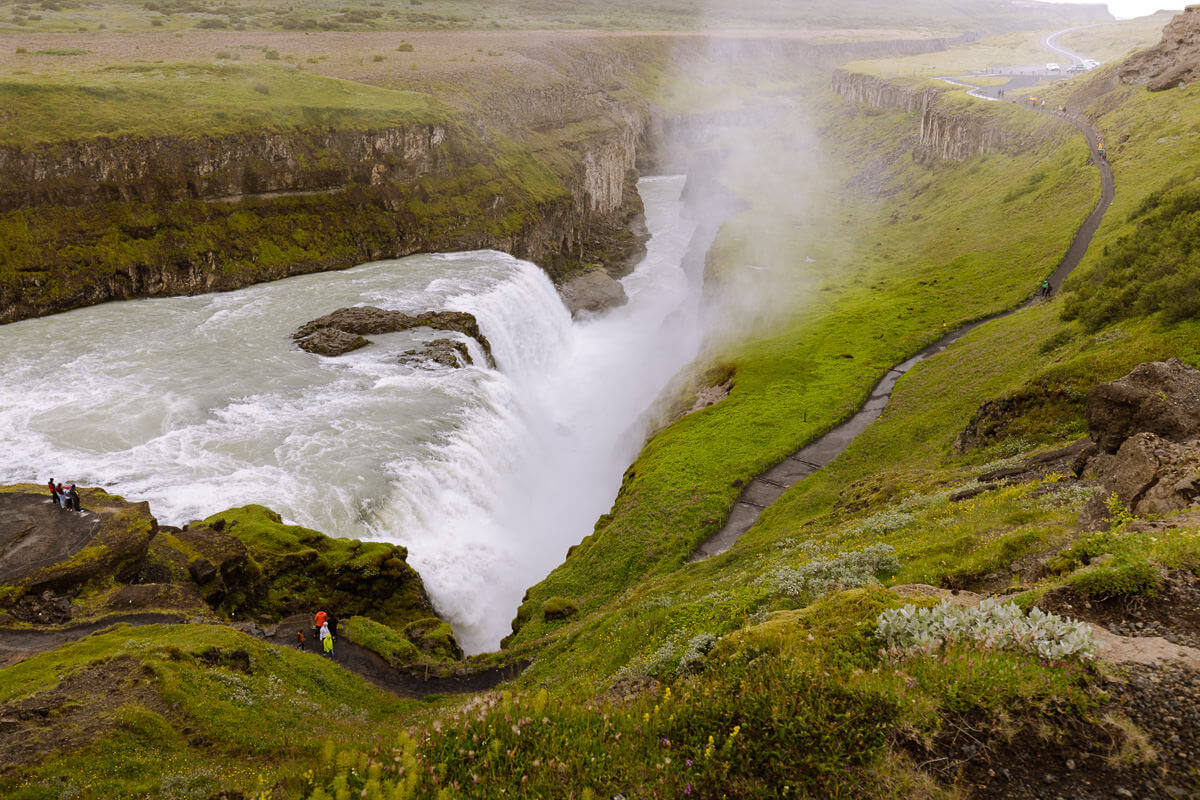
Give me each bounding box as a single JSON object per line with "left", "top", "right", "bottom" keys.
{"left": 1067, "top": 64, "right": 1085, "bottom": 74}
{"left": 1083, "top": 59, "right": 1100, "bottom": 70}
{"left": 1046, "top": 62, "right": 1061, "bottom": 72}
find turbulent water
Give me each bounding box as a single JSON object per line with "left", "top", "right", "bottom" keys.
{"left": 0, "top": 176, "right": 700, "bottom": 652}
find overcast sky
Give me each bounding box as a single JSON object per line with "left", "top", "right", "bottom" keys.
{"left": 1051, "top": 0, "right": 1184, "bottom": 20}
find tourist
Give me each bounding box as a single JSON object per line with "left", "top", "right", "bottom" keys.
{"left": 48, "top": 477, "right": 58, "bottom": 507}
{"left": 68, "top": 484, "right": 80, "bottom": 512}
{"left": 296, "top": 629, "right": 305, "bottom": 649}
{"left": 56, "top": 483, "right": 68, "bottom": 509}
{"left": 314, "top": 609, "right": 327, "bottom": 648}
{"left": 320, "top": 622, "right": 333, "bottom": 659}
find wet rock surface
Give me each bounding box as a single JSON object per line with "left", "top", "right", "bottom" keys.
{"left": 559, "top": 269, "right": 628, "bottom": 316}
{"left": 295, "top": 327, "right": 369, "bottom": 356}
{"left": 398, "top": 338, "right": 473, "bottom": 369}
{"left": 1121, "top": 6, "right": 1200, "bottom": 91}
{"left": 293, "top": 306, "right": 495, "bottom": 366}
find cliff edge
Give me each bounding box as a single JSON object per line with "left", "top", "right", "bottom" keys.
{"left": 1120, "top": 5, "right": 1200, "bottom": 90}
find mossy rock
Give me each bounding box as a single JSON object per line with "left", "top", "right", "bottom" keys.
{"left": 403, "top": 617, "right": 463, "bottom": 661}
{"left": 202, "top": 505, "right": 434, "bottom": 630}
{"left": 542, "top": 596, "right": 578, "bottom": 621}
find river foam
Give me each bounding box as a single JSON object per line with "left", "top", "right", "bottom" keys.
{"left": 0, "top": 176, "right": 699, "bottom": 652}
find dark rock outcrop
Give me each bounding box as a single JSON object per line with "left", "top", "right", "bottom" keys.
{"left": 296, "top": 328, "right": 370, "bottom": 357}
{"left": 398, "top": 338, "right": 473, "bottom": 369}
{"left": 1085, "top": 358, "right": 1200, "bottom": 454}
{"left": 1068, "top": 359, "right": 1200, "bottom": 527}
{"left": 559, "top": 269, "right": 628, "bottom": 316}
{"left": 1120, "top": 7, "right": 1200, "bottom": 91}
{"left": 293, "top": 306, "right": 496, "bottom": 367}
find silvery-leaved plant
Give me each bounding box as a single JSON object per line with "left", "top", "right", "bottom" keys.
{"left": 763, "top": 543, "right": 900, "bottom": 600}
{"left": 876, "top": 598, "right": 1096, "bottom": 661}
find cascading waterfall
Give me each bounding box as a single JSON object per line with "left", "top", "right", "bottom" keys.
{"left": 0, "top": 175, "right": 700, "bottom": 653}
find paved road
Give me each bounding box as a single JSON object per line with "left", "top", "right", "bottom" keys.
{"left": 690, "top": 34, "right": 1114, "bottom": 562}
{"left": 1044, "top": 25, "right": 1096, "bottom": 67}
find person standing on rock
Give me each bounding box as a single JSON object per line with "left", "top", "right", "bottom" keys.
{"left": 68, "top": 485, "right": 80, "bottom": 512}
{"left": 56, "top": 483, "right": 68, "bottom": 510}
{"left": 48, "top": 478, "right": 58, "bottom": 508}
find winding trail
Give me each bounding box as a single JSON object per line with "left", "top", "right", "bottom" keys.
{"left": 690, "top": 42, "right": 1115, "bottom": 562}
{"left": 0, "top": 608, "right": 522, "bottom": 697}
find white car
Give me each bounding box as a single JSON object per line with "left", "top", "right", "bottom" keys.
{"left": 1083, "top": 59, "right": 1099, "bottom": 70}
{"left": 1046, "top": 62, "right": 1061, "bottom": 72}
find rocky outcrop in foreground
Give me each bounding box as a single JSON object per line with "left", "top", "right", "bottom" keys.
{"left": 1075, "top": 359, "right": 1200, "bottom": 523}
{"left": 0, "top": 489, "right": 440, "bottom": 636}
{"left": 956, "top": 359, "right": 1200, "bottom": 527}
{"left": 293, "top": 306, "right": 495, "bottom": 366}
{"left": 1121, "top": 6, "right": 1200, "bottom": 91}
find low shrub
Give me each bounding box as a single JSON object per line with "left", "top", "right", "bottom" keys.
{"left": 1064, "top": 554, "right": 1161, "bottom": 599}
{"left": 876, "top": 597, "right": 1096, "bottom": 661}
{"left": 763, "top": 543, "right": 900, "bottom": 602}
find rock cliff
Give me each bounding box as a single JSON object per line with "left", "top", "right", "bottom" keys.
{"left": 0, "top": 86, "right": 648, "bottom": 323}
{"left": 832, "top": 70, "right": 1019, "bottom": 161}
{"left": 1120, "top": 6, "right": 1200, "bottom": 91}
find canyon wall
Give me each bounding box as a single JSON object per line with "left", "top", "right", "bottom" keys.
{"left": 0, "top": 32, "right": 975, "bottom": 324}
{"left": 832, "top": 70, "right": 1018, "bottom": 161}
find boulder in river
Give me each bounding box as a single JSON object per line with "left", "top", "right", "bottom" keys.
{"left": 292, "top": 306, "right": 495, "bottom": 367}
{"left": 559, "top": 269, "right": 628, "bottom": 317}
{"left": 398, "top": 338, "right": 473, "bottom": 369}
{"left": 296, "top": 328, "right": 369, "bottom": 357}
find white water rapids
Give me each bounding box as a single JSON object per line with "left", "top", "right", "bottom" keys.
{"left": 0, "top": 176, "right": 702, "bottom": 652}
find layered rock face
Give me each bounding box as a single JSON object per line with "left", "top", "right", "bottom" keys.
{"left": 0, "top": 125, "right": 449, "bottom": 212}
{"left": 1121, "top": 6, "right": 1200, "bottom": 91}
{"left": 832, "top": 70, "right": 1019, "bottom": 161}
{"left": 0, "top": 67, "right": 651, "bottom": 324}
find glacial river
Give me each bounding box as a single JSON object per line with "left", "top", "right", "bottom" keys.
{"left": 0, "top": 176, "right": 703, "bottom": 652}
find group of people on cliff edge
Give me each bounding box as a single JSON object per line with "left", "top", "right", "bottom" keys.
{"left": 47, "top": 478, "right": 81, "bottom": 512}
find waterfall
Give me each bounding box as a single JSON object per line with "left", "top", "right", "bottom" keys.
{"left": 0, "top": 176, "right": 699, "bottom": 654}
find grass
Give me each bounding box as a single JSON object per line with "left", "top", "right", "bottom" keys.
{"left": 0, "top": 62, "right": 441, "bottom": 146}
{"left": 6, "top": 19, "right": 1200, "bottom": 798}
{"left": 0, "top": 623, "right": 413, "bottom": 800}
{"left": 298, "top": 588, "right": 1104, "bottom": 800}
{"left": 504, "top": 81, "right": 1096, "bottom": 672}
{"left": 0, "top": 0, "right": 1109, "bottom": 34}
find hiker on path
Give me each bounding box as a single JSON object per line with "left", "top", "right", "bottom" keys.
{"left": 296, "top": 629, "right": 305, "bottom": 649}
{"left": 1039, "top": 280, "right": 1051, "bottom": 298}
{"left": 56, "top": 483, "right": 68, "bottom": 510}
{"left": 320, "top": 622, "right": 333, "bottom": 659}
{"left": 313, "top": 610, "right": 327, "bottom": 652}
{"left": 48, "top": 478, "right": 58, "bottom": 507}
{"left": 68, "top": 485, "right": 80, "bottom": 512}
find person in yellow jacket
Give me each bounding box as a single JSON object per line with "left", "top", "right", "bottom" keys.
{"left": 320, "top": 622, "right": 334, "bottom": 659}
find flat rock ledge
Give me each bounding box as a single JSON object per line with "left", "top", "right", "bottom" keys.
{"left": 292, "top": 306, "right": 495, "bottom": 367}
{"left": 559, "top": 270, "right": 628, "bottom": 317}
